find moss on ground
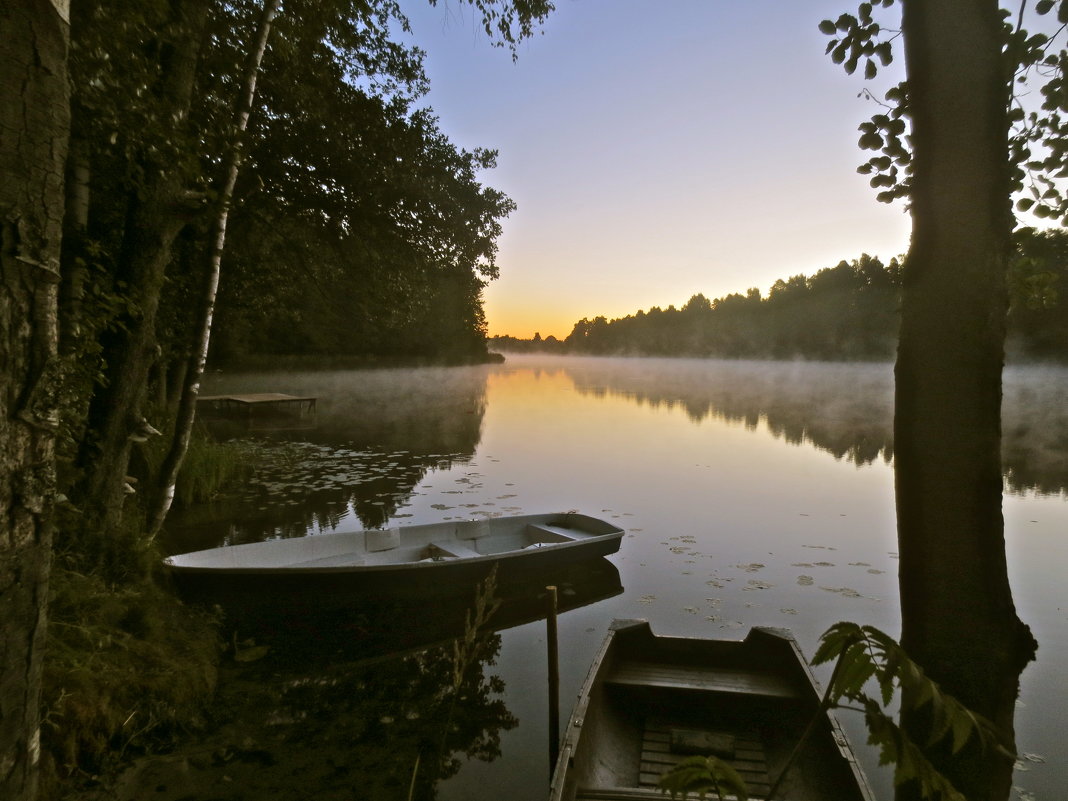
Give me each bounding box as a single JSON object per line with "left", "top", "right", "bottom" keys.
{"left": 41, "top": 563, "right": 222, "bottom": 796}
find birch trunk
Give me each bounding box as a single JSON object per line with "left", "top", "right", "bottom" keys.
{"left": 148, "top": 0, "right": 282, "bottom": 538}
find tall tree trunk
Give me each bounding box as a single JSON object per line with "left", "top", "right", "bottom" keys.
{"left": 148, "top": 0, "right": 281, "bottom": 538}
{"left": 0, "top": 1, "right": 69, "bottom": 798}
{"left": 73, "top": 0, "right": 211, "bottom": 536}
{"left": 895, "top": 2, "right": 1036, "bottom": 799}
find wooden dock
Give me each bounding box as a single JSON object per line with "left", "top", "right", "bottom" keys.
{"left": 197, "top": 393, "right": 317, "bottom": 415}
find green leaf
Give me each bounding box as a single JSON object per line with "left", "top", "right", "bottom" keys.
{"left": 859, "top": 131, "right": 884, "bottom": 150}
{"left": 865, "top": 58, "right": 877, "bottom": 80}
{"left": 836, "top": 13, "right": 858, "bottom": 32}
{"left": 818, "top": 19, "right": 838, "bottom": 35}
{"left": 658, "top": 755, "right": 749, "bottom": 801}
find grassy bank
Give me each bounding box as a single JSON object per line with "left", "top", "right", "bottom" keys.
{"left": 43, "top": 429, "right": 253, "bottom": 795}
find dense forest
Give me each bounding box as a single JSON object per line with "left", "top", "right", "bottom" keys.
{"left": 2, "top": 1, "right": 551, "bottom": 797}
{"left": 76, "top": 3, "right": 515, "bottom": 370}
{"left": 492, "top": 227, "right": 1068, "bottom": 361}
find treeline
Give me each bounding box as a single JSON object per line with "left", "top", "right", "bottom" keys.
{"left": 493, "top": 228, "right": 1068, "bottom": 361}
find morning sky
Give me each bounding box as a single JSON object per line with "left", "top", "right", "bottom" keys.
{"left": 399, "top": 1, "right": 917, "bottom": 339}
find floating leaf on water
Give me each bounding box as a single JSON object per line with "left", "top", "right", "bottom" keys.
{"left": 819, "top": 586, "right": 864, "bottom": 598}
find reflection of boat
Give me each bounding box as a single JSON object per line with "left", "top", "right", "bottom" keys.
{"left": 165, "top": 513, "right": 624, "bottom": 596}
{"left": 219, "top": 557, "right": 625, "bottom": 666}
{"left": 550, "top": 620, "right": 874, "bottom": 801}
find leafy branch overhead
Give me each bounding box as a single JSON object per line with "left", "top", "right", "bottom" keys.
{"left": 657, "top": 622, "right": 1013, "bottom": 801}
{"left": 814, "top": 623, "right": 1013, "bottom": 801}
{"left": 820, "top": 0, "right": 1068, "bottom": 220}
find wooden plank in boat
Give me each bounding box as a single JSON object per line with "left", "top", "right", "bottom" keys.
{"left": 640, "top": 720, "right": 770, "bottom": 798}
{"left": 576, "top": 788, "right": 685, "bottom": 801}
{"left": 607, "top": 660, "right": 800, "bottom": 698}
{"left": 577, "top": 789, "right": 705, "bottom": 801}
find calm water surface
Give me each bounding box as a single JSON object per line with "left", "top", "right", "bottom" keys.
{"left": 170, "top": 355, "right": 1068, "bottom": 801}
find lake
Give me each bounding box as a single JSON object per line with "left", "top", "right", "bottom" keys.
{"left": 168, "top": 355, "right": 1067, "bottom": 801}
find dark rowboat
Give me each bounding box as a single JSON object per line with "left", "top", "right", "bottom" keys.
{"left": 550, "top": 619, "right": 874, "bottom": 801}
{"left": 164, "top": 512, "right": 623, "bottom": 597}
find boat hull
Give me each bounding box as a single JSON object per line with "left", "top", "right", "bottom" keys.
{"left": 550, "top": 619, "right": 874, "bottom": 801}
{"left": 165, "top": 512, "right": 624, "bottom": 599}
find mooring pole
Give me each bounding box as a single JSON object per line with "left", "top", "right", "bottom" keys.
{"left": 546, "top": 584, "right": 560, "bottom": 776}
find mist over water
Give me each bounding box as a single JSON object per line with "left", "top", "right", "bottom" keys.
{"left": 169, "top": 355, "right": 1067, "bottom": 801}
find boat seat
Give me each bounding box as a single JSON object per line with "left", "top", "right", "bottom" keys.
{"left": 429, "top": 541, "right": 481, "bottom": 559}
{"left": 525, "top": 523, "right": 580, "bottom": 541}
{"left": 289, "top": 553, "right": 366, "bottom": 568}
{"left": 607, "top": 660, "right": 800, "bottom": 699}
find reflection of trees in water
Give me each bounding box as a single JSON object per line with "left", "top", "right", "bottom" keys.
{"left": 563, "top": 358, "right": 1068, "bottom": 495}
{"left": 191, "top": 620, "right": 515, "bottom": 801}
{"left": 171, "top": 367, "right": 490, "bottom": 549}
{"left": 271, "top": 633, "right": 516, "bottom": 800}
{"left": 1002, "top": 371, "right": 1068, "bottom": 495}
{"left": 193, "top": 558, "right": 623, "bottom": 801}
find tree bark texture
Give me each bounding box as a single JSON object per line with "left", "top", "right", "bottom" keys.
{"left": 896, "top": 2, "right": 1036, "bottom": 798}
{"left": 74, "top": 0, "right": 210, "bottom": 535}
{"left": 0, "top": 1, "right": 69, "bottom": 798}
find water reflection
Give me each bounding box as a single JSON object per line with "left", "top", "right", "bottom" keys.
{"left": 133, "top": 560, "right": 621, "bottom": 801}
{"left": 162, "top": 356, "right": 1068, "bottom": 800}
{"left": 170, "top": 358, "right": 1068, "bottom": 556}
{"left": 181, "top": 557, "right": 624, "bottom": 663}
{"left": 165, "top": 366, "right": 492, "bottom": 550}
{"left": 527, "top": 357, "right": 1068, "bottom": 496}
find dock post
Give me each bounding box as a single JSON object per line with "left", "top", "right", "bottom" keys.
{"left": 547, "top": 584, "right": 560, "bottom": 776}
